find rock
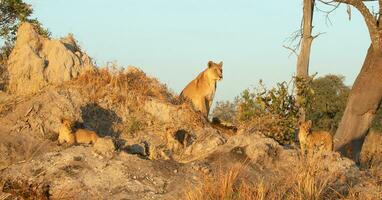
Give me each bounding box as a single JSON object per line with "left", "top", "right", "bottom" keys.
{"left": 125, "top": 143, "right": 147, "bottom": 156}
{"left": 245, "top": 140, "right": 279, "bottom": 162}
{"left": 144, "top": 99, "right": 206, "bottom": 127}
{"left": 174, "top": 128, "right": 226, "bottom": 163}
{"left": 93, "top": 137, "right": 115, "bottom": 157}
{"left": 7, "top": 23, "right": 94, "bottom": 95}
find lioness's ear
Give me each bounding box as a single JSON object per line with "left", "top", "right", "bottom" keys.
{"left": 208, "top": 61, "right": 213, "bottom": 68}
{"left": 219, "top": 61, "right": 223, "bottom": 67}
{"left": 307, "top": 120, "right": 312, "bottom": 127}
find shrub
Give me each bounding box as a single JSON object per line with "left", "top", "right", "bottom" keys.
{"left": 236, "top": 80, "right": 299, "bottom": 144}
{"left": 0, "top": 0, "right": 50, "bottom": 43}
{"left": 235, "top": 74, "right": 352, "bottom": 143}
{"left": 212, "top": 100, "right": 237, "bottom": 124}
{"left": 71, "top": 67, "right": 174, "bottom": 106}
{"left": 306, "top": 75, "right": 350, "bottom": 132}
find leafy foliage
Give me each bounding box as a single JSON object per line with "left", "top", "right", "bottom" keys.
{"left": 234, "top": 75, "right": 353, "bottom": 144}
{"left": 306, "top": 75, "right": 350, "bottom": 133}
{"left": 0, "top": 0, "right": 32, "bottom": 41}
{"left": 0, "top": 0, "right": 50, "bottom": 60}
{"left": 236, "top": 80, "right": 299, "bottom": 144}
{"left": 295, "top": 75, "right": 315, "bottom": 114}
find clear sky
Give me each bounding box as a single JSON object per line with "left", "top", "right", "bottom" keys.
{"left": 23, "top": 0, "right": 371, "bottom": 103}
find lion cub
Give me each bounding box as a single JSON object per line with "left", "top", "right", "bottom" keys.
{"left": 180, "top": 61, "right": 223, "bottom": 118}
{"left": 298, "top": 120, "right": 333, "bottom": 153}
{"left": 58, "top": 118, "right": 98, "bottom": 145}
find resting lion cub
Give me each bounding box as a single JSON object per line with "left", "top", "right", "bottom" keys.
{"left": 58, "top": 118, "right": 99, "bottom": 145}
{"left": 180, "top": 61, "right": 223, "bottom": 117}
{"left": 298, "top": 120, "right": 333, "bottom": 153}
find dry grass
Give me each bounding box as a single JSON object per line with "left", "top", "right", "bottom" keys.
{"left": 185, "top": 163, "right": 247, "bottom": 200}
{"left": 185, "top": 156, "right": 351, "bottom": 200}
{"left": 293, "top": 160, "right": 332, "bottom": 200}
{"left": 71, "top": 67, "right": 175, "bottom": 106}
{"left": 2, "top": 178, "right": 50, "bottom": 200}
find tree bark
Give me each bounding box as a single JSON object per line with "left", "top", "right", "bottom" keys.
{"left": 334, "top": 45, "right": 382, "bottom": 161}
{"left": 296, "top": 0, "right": 314, "bottom": 122}
{"left": 329, "top": 0, "right": 382, "bottom": 162}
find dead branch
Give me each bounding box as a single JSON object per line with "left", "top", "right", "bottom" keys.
{"left": 283, "top": 45, "right": 299, "bottom": 57}
{"left": 313, "top": 32, "right": 326, "bottom": 38}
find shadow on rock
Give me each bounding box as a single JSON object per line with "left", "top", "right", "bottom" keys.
{"left": 80, "top": 103, "right": 122, "bottom": 138}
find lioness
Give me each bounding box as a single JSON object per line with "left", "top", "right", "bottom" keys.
{"left": 58, "top": 118, "right": 76, "bottom": 145}
{"left": 180, "top": 61, "right": 223, "bottom": 117}
{"left": 298, "top": 120, "right": 333, "bottom": 154}
{"left": 58, "top": 118, "right": 99, "bottom": 145}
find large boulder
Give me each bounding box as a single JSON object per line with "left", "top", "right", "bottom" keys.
{"left": 7, "top": 23, "right": 94, "bottom": 95}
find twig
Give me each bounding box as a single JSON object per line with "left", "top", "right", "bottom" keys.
{"left": 313, "top": 32, "right": 326, "bottom": 39}
{"left": 24, "top": 105, "right": 34, "bottom": 117}
{"left": 39, "top": 124, "right": 45, "bottom": 138}
{"left": 283, "top": 45, "right": 299, "bottom": 57}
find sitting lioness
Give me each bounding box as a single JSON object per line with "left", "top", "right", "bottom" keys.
{"left": 58, "top": 118, "right": 99, "bottom": 145}
{"left": 298, "top": 120, "right": 333, "bottom": 154}
{"left": 180, "top": 61, "right": 223, "bottom": 117}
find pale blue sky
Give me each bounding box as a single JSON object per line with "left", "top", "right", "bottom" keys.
{"left": 23, "top": 0, "right": 371, "bottom": 102}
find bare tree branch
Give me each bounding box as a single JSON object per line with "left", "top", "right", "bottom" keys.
{"left": 283, "top": 45, "right": 299, "bottom": 57}
{"left": 321, "top": 0, "right": 381, "bottom": 49}
{"left": 313, "top": 32, "right": 326, "bottom": 38}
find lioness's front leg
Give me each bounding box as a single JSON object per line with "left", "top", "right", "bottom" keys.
{"left": 204, "top": 97, "right": 212, "bottom": 116}
{"left": 198, "top": 97, "right": 208, "bottom": 117}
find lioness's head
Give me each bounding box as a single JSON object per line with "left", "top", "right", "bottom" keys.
{"left": 60, "top": 118, "right": 74, "bottom": 130}
{"left": 299, "top": 120, "right": 312, "bottom": 136}
{"left": 206, "top": 61, "right": 223, "bottom": 81}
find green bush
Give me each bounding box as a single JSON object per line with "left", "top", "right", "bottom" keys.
{"left": 306, "top": 75, "right": 349, "bottom": 133}
{"left": 236, "top": 80, "right": 299, "bottom": 144}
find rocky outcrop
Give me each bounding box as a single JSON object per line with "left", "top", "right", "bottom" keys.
{"left": 7, "top": 23, "right": 94, "bottom": 95}
{"left": 1, "top": 31, "right": 381, "bottom": 198}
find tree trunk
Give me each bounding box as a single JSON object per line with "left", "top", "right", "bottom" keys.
{"left": 334, "top": 45, "right": 382, "bottom": 161}
{"left": 296, "top": 0, "right": 314, "bottom": 122}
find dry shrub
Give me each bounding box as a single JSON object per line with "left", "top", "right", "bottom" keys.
{"left": 71, "top": 67, "right": 175, "bottom": 107}
{"left": 2, "top": 178, "right": 50, "bottom": 200}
